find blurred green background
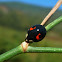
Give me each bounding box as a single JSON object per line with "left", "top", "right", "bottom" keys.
{"left": 0, "top": 1, "right": 62, "bottom": 62}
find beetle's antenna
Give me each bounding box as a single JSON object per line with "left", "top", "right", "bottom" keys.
{"left": 41, "top": 0, "right": 62, "bottom": 25}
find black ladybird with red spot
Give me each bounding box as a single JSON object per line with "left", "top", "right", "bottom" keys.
{"left": 25, "top": 25, "right": 46, "bottom": 43}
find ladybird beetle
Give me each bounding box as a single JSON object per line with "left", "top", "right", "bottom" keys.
{"left": 25, "top": 25, "right": 46, "bottom": 43}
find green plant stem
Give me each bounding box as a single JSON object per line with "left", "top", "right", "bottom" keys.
{"left": 0, "top": 16, "right": 62, "bottom": 62}
{"left": 0, "top": 45, "right": 23, "bottom": 62}
{"left": 45, "top": 16, "right": 62, "bottom": 31}
{"left": 1, "top": 46, "right": 62, "bottom": 62}
{"left": 27, "top": 46, "right": 62, "bottom": 53}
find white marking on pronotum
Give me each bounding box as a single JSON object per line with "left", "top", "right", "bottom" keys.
{"left": 29, "top": 40, "right": 33, "bottom": 42}
{"left": 37, "top": 29, "right": 39, "bottom": 31}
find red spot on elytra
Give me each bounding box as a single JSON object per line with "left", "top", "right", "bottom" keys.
{"left": 36, "top": 33, "right": 42, "bottom": 40}
{"left": 30, "top": 27, "right": 36, "bottom": 30}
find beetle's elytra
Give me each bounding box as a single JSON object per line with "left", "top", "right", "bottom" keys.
{"left": 25, "top": 25, "right": 46, "bottom": 43}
